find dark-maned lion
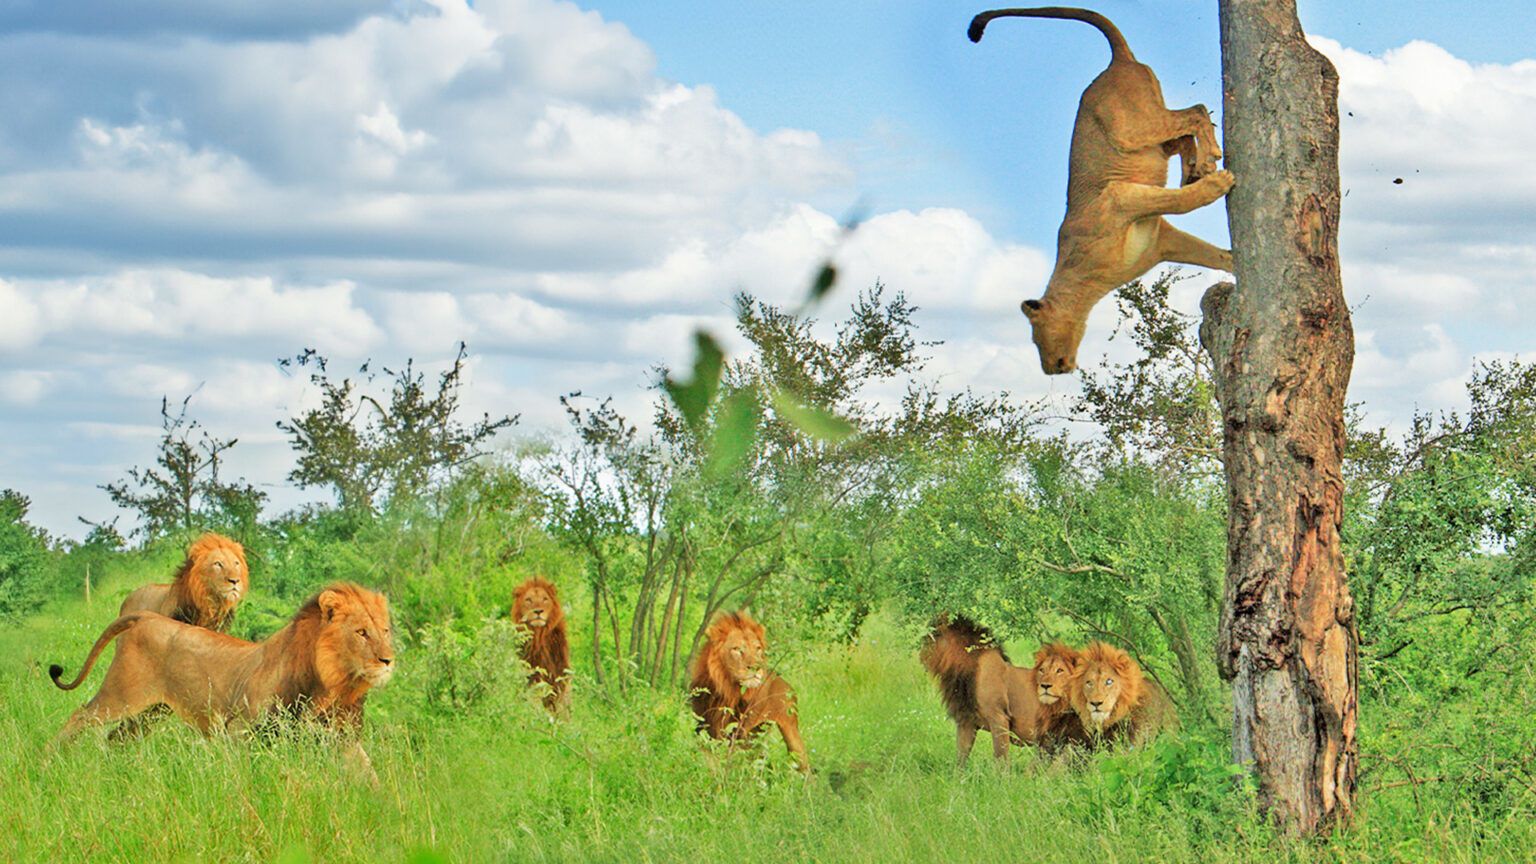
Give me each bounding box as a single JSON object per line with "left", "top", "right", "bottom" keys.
{"left": 969, "top": 7, "right": 1234, "bottom": 374}
{"left": 120, "top": 532, "right": 249, "bottom": 631}
{"left": 51, "top": 582, "right": 394, "bottom": 775}
{"left": 512, "top": 576, "right": 571, "bottom": 715}
{"left": 921, "top": 617, "right": 1084, "bottom": 765}
{"left": 689, "top": 611, "right": 809, "bottom": 773}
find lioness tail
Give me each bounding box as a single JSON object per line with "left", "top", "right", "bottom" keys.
{"left": 49, "top": 614, "right": 145, "bottom": 691}
{"left": 968, "top": 7, "right": 1135, "bottom": 64}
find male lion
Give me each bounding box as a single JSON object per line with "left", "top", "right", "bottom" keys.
{"left": 920, "top": 617, "right": 1085, "bottom": 766}
{"left": 51, "top": 582, "right": 394, "bottom": 775}
{"left": 1068, "top": 641, "right": 1177, "bottom": 745}
{"left": 511, "top": 576, "right": 571, "bottom": 715}
{"left": 120, "top": 532, "right": 249, "bottom": 631}
{"left": 969, "top": 7, "right": 1235, "bottom": 374}
{"left": 688, "top": 611, "right": 809, "bottom": 773}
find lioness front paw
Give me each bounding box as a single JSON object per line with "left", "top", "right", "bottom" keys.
{"left": 1204, "top": 169, "right": 1235, "bottom": 195}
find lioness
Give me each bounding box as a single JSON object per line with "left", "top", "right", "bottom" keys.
{"left": 969, "top": 7, "right": 1235, "bottom": 374}
{"left": 51, "top": 582, "right": 394, "bottom": 775}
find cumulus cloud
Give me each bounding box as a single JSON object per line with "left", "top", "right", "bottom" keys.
{"left": 0, "top": 4, "right": 1529, "bottom": 536}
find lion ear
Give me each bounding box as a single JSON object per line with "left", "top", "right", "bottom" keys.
{"left": 318, "top": 589, "right": 345, "bottom": 621}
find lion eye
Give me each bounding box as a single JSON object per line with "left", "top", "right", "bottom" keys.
{"left": 1105, "top": 678, "right": 1114, "bottom": 686}
{"left": 357, "top": 629, "right": 369, "bottom": 639}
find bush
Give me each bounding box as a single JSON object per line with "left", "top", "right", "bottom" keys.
{"left": 0, "top": 491, "right": 53, "bottom": 619}
{"left": 409, "top": 617, "right": 532, "bottom": 715}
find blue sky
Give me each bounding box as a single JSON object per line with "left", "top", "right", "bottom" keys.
{"left": 1, "top": 0, "right": 1532, "bottom": 536}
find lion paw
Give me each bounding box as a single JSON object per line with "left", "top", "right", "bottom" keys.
{"left": 1204, "top": 169, "right": 1235, "bottom": 195}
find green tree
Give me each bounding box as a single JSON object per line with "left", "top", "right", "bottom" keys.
{"left": 103, "top": 395, "right": 267, "bottom": 539}
{"left": 277, "top": 344, "right": 518, "bottom": 513}
{"left": 0, "top": 490, "right": 53, "bottom": 618}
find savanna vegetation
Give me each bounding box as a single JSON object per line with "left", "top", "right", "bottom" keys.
{"left": 2, "top": 274, "right": 1534, "bottom": 862}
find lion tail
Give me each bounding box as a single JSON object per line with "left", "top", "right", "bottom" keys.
{"left": 920, "top": 615, "right": 1005, "bottom": 723}
{"left": 968, "top": 7, "right": 1135, "bottom": 63}
{"left": 49, "top": 614, "right": 144, "bottom": 691}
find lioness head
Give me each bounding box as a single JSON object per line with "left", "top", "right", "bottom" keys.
{"left": 1021, "top": 298, "right": 1087, "bottom": 375}
{"left": 1033, "top": 642, "right": 1081, "bottom": 706}
{"left": 512, "top": 577, "right": 563, "bottom": 631}
{"left": 181, "top": 532, "right": 249, "bottom": 610}
{"left": 707, "top": 611, "right": 768, "bottom": 691}
{"left": 316, "top": 584, "right": 395, "bottom": 688}
{"left": 1071, "top": 641, "right": 1145, "bottom": 731}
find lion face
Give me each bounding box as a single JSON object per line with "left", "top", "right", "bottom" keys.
{"left": 318, "top": 586, "right": 395, "bottom": 687}
{"left": 194, "top": 543, "right": 248, "bottom": 608}
{"left": 1071, "top": 642, "right": 1145, "bottom": 731}
{"left": 1033, "top": 644, "right": 1081, "bottom": 706}
{"left": 713, "top": 618, "right": 767, "bottom": 690}
{"left": 1021, "top": 298, "right": 1087, "bottom": 375}
{"left": 513, "top": 578, "right": 562, "bottom": 631}
{"left": 1077, "top": 662, "right": 1123, "bottom": 726}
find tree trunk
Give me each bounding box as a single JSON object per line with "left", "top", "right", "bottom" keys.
{"left": 1202, "top": 0, "right": 1357, "bottom": 835}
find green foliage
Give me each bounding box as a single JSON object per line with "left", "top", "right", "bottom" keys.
{"left": 277, "top": 344, "right": 518, "bottom": 513}
{"left": 0, "top": 490, "right": 52, "bottom": 619}
{"left": 411, "top": 617, "right": 531, "bottom": 715}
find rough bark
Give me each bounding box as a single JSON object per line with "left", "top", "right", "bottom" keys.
{"left": 1201, "top": 0, "right": 1358, "bottom": 835}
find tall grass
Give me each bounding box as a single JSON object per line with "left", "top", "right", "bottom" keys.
{"left": 0, "top": 571, "right": 1527, "bottom": 863}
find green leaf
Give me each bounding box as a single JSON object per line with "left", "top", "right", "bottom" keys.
{"left": 771, "top": 388, "right": 856, "bottom": 443}
{"left": 662, "top": 331, "right": 725, "bottom": 435}
{"left": 706, "top": 389, "right": 761, "bottom": 478}
{"left": 806, "top": 263, "right": 838, "bottom": 305}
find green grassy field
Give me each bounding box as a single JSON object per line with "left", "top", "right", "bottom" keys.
{"left": 0, "top": 576, "right": 1526, "bottom": 864}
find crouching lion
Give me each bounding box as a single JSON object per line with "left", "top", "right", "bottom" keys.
{"left": 50, "top": 582, "right": 394, "bottom": 776}
{"left": 969, "top": 7, "right": 1235, "bottom": 374}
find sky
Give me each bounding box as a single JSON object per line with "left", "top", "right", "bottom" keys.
{"left": 0, "top": 0, "right": 1532, "bottom": 537}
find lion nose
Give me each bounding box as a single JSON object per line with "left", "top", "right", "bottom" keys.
{"left": 1089, "top": 700, "right": 1102, "bottom": 708}
{"left": 1040, "top": 683, "right": 1052, "bottom": 691}
{"left": 379, "top": 657, "right": 393, "bottom": 666}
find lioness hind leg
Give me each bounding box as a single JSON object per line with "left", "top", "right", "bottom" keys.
{"left": 1156, "top": 222, "right": 1233, "bottom": 272}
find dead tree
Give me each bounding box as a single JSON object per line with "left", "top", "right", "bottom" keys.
{"left": 1200, "top": 0, "right": 1358, "bottom": 835}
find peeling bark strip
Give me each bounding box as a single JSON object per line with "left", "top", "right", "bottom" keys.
{"left": 1201, "top": 0, "right": 1358, "bottom": 836}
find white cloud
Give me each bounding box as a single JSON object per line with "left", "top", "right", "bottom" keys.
{"left": 0, "top": 280, "right": 42, "bottom": 351}
{"left": 0, "top": 6, "right": 1529, "bottom": 537}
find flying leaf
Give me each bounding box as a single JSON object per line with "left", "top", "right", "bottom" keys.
{"left": 706, "top": 388, "right": 761, "bottom": 478}
{"left": 806, "top": 263, "right": 838, "bottom": 305}
{"left": 662, "top": 330, "right": 725, "bottom": 435}
{"left": 771, "top": 388, "right": 857, "bottom": 443}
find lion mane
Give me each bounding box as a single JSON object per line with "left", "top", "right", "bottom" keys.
{"left": 119, "top": 532, "right": 249, "bottom": 631}
{"left": 688, "top": 611, "right": 809, "bottom": 772}
{"left": 1032, "top": 642, "right": 1091, "bottom": 751}
{"left": 51, "top": 582, "right": 395, "bottom": 774}
{"left": 511, "top": 577, "right": 571, "bottom": 714}
{"left": 1068, "top": 641, "right": 1176, "bottom": 745}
